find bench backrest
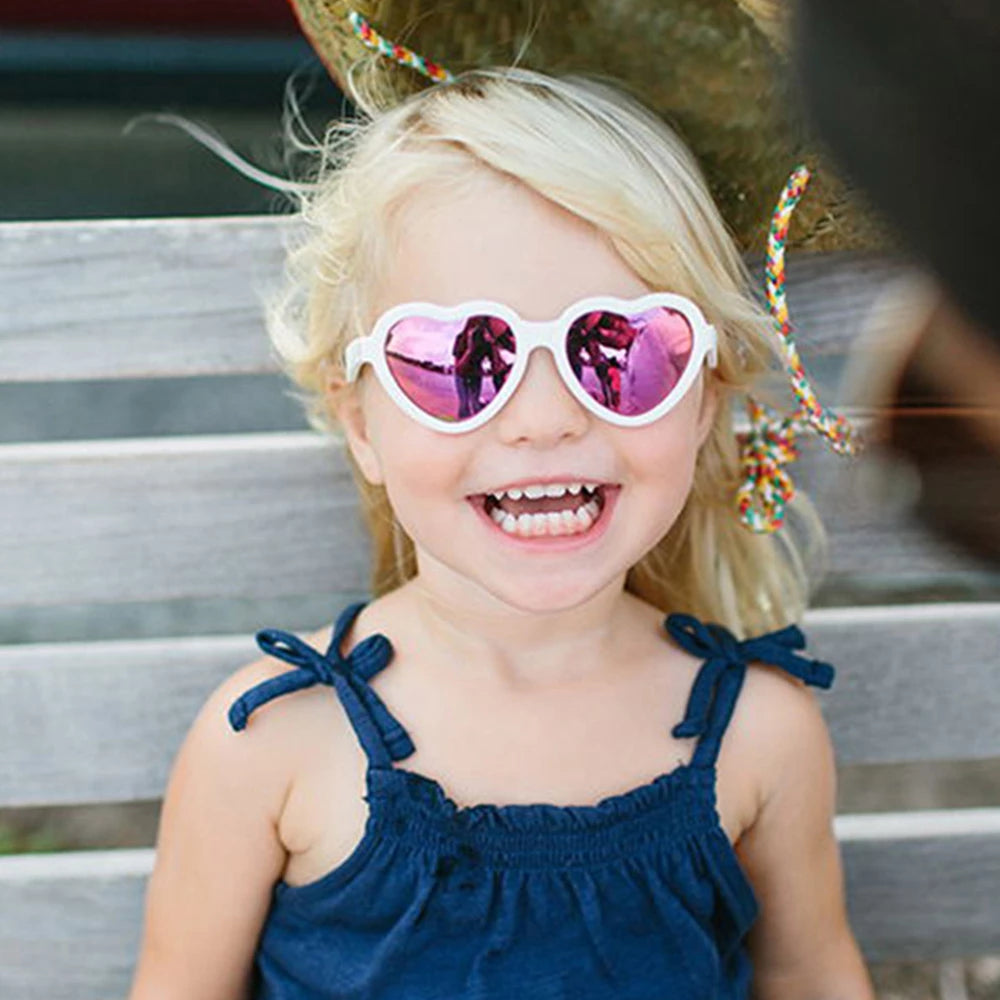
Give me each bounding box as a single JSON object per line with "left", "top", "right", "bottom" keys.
{"left": 1, "top": 216, "right": 998, "bottom": 998}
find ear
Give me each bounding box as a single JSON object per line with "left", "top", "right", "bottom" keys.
{"left": 329, "top": 376, "right": 385, "bottom": 486}
{"left": 695, "top": 374, "right": 719, "bottom": 447}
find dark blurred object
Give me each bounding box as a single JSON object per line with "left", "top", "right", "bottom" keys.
{"left": 0, "top": 0, "right": 338, "bottom": 218}
{"left": 793, "top": 0, "right": 999, "bottom": 338}
{"left": 0, "top": 1, "right": 298, "bottom": 33}
{"left": 793, "top": 0, "right": 1000, "bottom": 563}
{"left": 886, "top": 298, "right": 1000, "bottom": 565}
{"left": 0, "top": 0, "right": 315, "bottom": 109}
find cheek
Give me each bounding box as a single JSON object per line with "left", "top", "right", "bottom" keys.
{"left": 365, "top": 401, "right": 468, "bottom": 524}
{"left": 642, "top": 390, "right": 706, "bottom": 466}
{"left": 382, "top": 440, "right": 459, "bottom": 498}
{"left": 628, "top": 396, "right": 707, "bottom": 507}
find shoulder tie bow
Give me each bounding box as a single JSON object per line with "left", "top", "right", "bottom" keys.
{"left": 227, "top": 619, "right": 415, "bottom": 763}
{"left": 666, "top": 613, "right": 834, "bottom": 743}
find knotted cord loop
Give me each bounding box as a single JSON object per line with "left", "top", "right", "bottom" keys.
{"left": 739, "top": 164, "right": 860, "bottom": 533}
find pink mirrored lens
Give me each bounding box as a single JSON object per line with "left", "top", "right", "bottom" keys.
{"left": 385, "top": 314, "right": 517, "bottom": 423}
{"left": 565, "top": 307, "right": 694, "bottom": 416}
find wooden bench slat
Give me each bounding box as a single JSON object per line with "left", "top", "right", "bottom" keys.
{"left": 0, "top": 432, "right": 988, "bottom": 610}
{"left": 0, "top": 634, "right": 251, "bottom": 806}
{"left": 0, "top": 214, "right": 908, "bottom": 382}
{"left": 0, "top": 217, "right": 287, "bottom": 382}
{"left": 837, "top": 808, "right": 1000, "bottom": 960}
{"left": 0, "top": 433, "right": 369, "bottom": 608}
{"left": 0, "top": 848, "right": 152, "bottom": 1000}
{"left": 2, "top": 811, "right": 998, "bottom": 997}
{"left": 0, "top": 604, "right": 996, "bottom": 808}
{"left": 808, "top": 604, "right": 1000, "bottom": 766}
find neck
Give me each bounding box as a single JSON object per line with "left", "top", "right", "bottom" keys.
{"left": 388, "top": 563, "right": 653, "bottom": 692}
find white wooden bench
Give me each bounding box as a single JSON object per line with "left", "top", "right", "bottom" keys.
{"left": 1, "top": 216, "right": 998, "bottom": 998}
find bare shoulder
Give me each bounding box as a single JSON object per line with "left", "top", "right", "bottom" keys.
{"left": 735, "top": 656, "right": 828, "bottom": 739}
{"left": 131, "top": 626, "right": 346, "bottom": 998}
{"left": 718, "top": 651, "right": 837, "bottom": 829}
{"left": 173, "top": 624, "right": 347, "bottom": 819}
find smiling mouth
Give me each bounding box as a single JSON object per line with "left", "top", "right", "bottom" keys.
{"left": 478, "top": 482, "right": 611, "bottom": 538}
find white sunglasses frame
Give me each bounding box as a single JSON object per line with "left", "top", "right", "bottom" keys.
{"left": 344, "top": 292, "right": 718, "bottom": 434}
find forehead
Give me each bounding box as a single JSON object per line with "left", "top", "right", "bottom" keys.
{"left": 376, "top": 168, "right": 650, "bottom": 320}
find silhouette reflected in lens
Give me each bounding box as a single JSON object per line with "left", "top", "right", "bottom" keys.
{"left": 566, "top": 307, "right": 693, "bottom": 416}
{"left": 451, "top": 316, "right": 516, "bottom": 417}
{"left": 386, "top": 314, "right": 515, "bottom": 422}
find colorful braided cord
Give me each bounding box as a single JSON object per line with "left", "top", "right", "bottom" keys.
{"left": 348, "top": 10, "right": 454, "bottom": 83}
{"left": 737, "top": 165, "right": 860, "bottom": 533}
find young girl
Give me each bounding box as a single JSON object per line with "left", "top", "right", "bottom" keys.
{"left": 129, "top": 63, "right": 874, "bottom": 1000}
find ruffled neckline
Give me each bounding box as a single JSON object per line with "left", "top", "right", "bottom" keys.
{"left": 374, "top": 760, "right": 717, "bottom": 835}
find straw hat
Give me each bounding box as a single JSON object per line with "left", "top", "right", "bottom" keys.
{"left": 286, "top": 0, "right": 884, "bottom": 253}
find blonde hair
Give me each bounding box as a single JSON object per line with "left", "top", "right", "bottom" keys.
{"left": 269, "top": 67, "right": 826, "bottom": 636}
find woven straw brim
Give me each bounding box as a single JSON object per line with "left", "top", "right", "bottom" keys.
{"left": 287, "top": 0, "right": 884, "bottom": 253}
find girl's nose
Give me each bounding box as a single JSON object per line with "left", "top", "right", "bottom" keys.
{"left": 493, "top": 349, "right": 590, "bottom": 447}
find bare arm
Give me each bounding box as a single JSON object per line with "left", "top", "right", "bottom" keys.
{"left": 128, "top": 664, "right": 293, "bottom": 1000}
{"left": 735, "top": 670, "right": 874, "bottom": 1000}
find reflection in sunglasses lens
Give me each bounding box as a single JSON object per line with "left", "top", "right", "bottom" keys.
{"left": 566, "top": 308, "right": 693, "bottom": 415}
{"left": 386, "top": 315, "right": 517, "bottom": 422}
{"left": 384, "top": 306, "right": 694, "bottom": 424}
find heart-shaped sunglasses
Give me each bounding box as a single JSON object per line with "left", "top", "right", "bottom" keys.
{"left": 344, "top": 293, "right": 718, "bottom": 433}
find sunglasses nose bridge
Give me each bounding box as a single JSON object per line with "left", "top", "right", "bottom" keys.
{"left": 492, "top": 317, "right": 593, "bottom": 443}
{"left": 515, "top": 317, "right": 564, "bottom": 366}
{"left": 516, "top": 319, "right": 568, "bottom": 390}
{"left": 506, "top": 318, "right": 579, "bottom": 407}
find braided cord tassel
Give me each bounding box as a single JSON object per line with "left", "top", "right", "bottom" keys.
{"left": 348, "top": 10, "right": 454, "bottom": 83}
{"left": 736, "top": 400, "right": 799, "bottom": 532}
{"left": 738, "top": 165, "right": 860, "bottom": 533}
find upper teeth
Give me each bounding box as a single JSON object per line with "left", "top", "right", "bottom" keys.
{"left": 489, "top": 482, "right": 587, "bottom": 502}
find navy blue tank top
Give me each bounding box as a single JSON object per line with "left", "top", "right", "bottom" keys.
{"left": 228, "top": 603, "right": 834, "bottom": 999}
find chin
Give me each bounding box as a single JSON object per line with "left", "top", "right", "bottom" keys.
{"left": 477, "top": 571, "right": 621, "bottom": 617}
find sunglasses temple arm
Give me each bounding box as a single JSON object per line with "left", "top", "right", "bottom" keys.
{"left": 706, "top": 326, "right": 719, "bottom": 368}
{"left": 344, "top": 337, "right": 369, "bottom": 382}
